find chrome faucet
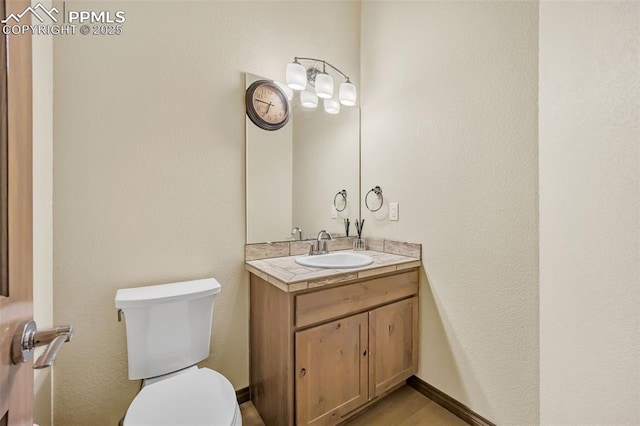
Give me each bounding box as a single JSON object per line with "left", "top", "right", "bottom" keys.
{"left": 309, "top": 230, "right": 333, "bottom": 255}
{"left": 291, "top": 227, "right": 303, "bottom": 241}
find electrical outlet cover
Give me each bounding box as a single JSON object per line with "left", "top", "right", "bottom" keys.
{"left": 389, "top": 202, "right": 399, "bottom": 221}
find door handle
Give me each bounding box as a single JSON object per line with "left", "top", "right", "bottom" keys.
{"left": 11, "top": 320, "right": 73, "bottom": 368}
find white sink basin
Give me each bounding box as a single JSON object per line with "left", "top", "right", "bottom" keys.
{"left": 295, "top": 252, "right": 373, "bottom": 269}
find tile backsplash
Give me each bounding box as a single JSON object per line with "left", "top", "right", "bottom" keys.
{"left": 245, "top": 237, "right": 421, "bottom": 261}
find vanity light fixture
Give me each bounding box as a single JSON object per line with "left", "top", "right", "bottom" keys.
{"left": 285, "top": 60, "right": 307, "bottom": 90}
{"left": 314, "top": 70, "right": 333, "bottom": 99}
{"left": 339, "top": 81, "right": 357, "bottom": 106}
{"left": 324, "top": 98, "right": 340, "bottom": 114}
{"left": 300, "top": 90, "right": 318, "bottom": 108}
{"left": 285, "top": 57, "right": 357, "bottom": 111}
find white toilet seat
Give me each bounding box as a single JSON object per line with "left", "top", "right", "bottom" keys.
{"left": 124, "top": 367, "right": 241, "bottom": 426}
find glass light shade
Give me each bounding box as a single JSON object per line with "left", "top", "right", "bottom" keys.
{"left": 339, "top": 82, "right": 357, "bottom": 106}
{"left": 275, "top": 81, "right": 293, "bottom": 100}
{"left": 315, "top": 73, "right": 334, "bottom": 99}
{"left": 300, "top": 90, "right": 318, "bottom": 108}
{"left": 286, "top": 62, "right": 307, "bottom": 90}
{"left": 324, "top": 98, "right": 340, "bottom": 114}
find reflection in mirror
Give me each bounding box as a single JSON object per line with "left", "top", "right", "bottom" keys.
{"left": 291, "top": 105, "right": 359, "bottom": 241}
{"left": 246, "top": 73, "right": 360, "bottom": 244}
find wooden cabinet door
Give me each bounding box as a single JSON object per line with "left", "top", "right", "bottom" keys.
{"left": 369, "top": 297, "right": 418, "bottom": 399}
{"left": 295, "top": 313, "right": 369, "bottom": 426}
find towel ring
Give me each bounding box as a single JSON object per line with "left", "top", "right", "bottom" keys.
{"left": 365, "top": 186, "right": 383, "bottom": 212}
{"left": 333, "top": 189, "right": 347, "bottom": 212}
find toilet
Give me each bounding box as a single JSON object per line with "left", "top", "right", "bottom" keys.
{"left": 115, "top": 278, "right": 241, "bottom": 426}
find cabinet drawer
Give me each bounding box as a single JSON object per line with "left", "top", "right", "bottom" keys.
{"left": 295, "top": 269, "right": 418, "bottom": 328}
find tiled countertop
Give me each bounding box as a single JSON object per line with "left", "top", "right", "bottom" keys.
{"left": 246, "top": 249, "right": 421, "bottom": 293}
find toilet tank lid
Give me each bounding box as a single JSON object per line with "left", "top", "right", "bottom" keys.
{"left": 115, "top": 278, "right": 221, "bottom": 309}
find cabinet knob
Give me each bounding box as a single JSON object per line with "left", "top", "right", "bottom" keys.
{"left": 300, "top": 368, "right": 306, "bottom": 377}
{"left": 335, "top": 323, "right": 341, "bottom": 329}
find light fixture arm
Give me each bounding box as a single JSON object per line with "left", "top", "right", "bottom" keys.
{"left": 294, "top": 57, "right": 351, "bottom": 82}
{"left": 287, "top": 56, "right": 357, "bottom": 109}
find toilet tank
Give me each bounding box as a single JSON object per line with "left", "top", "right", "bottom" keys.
{"left": 115, "top": 278, "right": 221, "bottom": 380}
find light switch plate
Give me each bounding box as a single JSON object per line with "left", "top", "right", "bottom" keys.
{"left": 389, "top": 202, "right": 399, "bottom": 221}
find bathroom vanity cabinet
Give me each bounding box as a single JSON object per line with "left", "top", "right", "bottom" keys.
{"left": 249, "top": 268, "right": 419, "bottom": 426}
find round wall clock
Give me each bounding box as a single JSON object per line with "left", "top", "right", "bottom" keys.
{"left": 245, "top": 80, "right": 291, "bottom": 131}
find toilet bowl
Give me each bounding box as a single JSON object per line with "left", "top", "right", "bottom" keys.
{"left": 124, "top": 367, "right": 241, "bottom": 426}
{"left": 115, "top": 278, "right": 241, "bottom": 426}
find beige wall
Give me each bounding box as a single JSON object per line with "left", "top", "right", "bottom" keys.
{"left": 539, "top": 2, "right": 640, "bottom": 423}
{"left": 360, "top": 2, "right": 539, "bottom": 423}
{"left": 52, "top": 1, "right": 360, "bottom": 424}
{"left": 32, "top": 0, "right": 54, "bottom": 423}
{"left": 50, "top": 1, "right": 640, "bottom": 424}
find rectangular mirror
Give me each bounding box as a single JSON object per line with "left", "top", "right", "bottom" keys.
{"left": 246, "top": 73, "right": 360, "bottom": 244}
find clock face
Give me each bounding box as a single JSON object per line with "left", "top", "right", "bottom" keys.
{"left": 246, "top": 80, "right": 291, "bottom": 131}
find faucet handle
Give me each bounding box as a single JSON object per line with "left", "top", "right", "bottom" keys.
{"left": 309, "top": 241, "right": 317, "bottom": 255}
